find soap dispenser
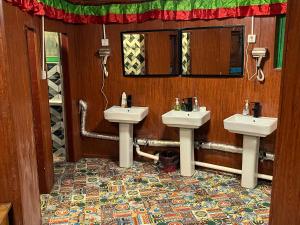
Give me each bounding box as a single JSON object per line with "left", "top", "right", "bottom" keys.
{"left": 181, "top": 99, "right": 186, "bottom": 111}
{"left": 174, "top": 98, "right": 181, "bottom": 111}
{"left": 121, "top": 92, "right": 127, "bottom": 108}
{"left": 127, "top": 95, "right": 132, "bottom": 108}
{"left": 242, "top": 99, "right": 249, "bottom": 116}
{"left": 252, "top": 102, "right": 261, "bottom": 118}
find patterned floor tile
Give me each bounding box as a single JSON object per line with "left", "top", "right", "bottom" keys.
{"left": 41, "top": 158, "right": 271, "bottom": 225}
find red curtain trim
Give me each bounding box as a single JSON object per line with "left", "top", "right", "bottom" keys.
{"left": 6, "top": 1, "right": 287, "bottom": 24}
{"left": 6, "top": 0, "right": 43, "bottom": 13}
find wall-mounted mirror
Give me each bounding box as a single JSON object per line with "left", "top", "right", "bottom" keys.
{"left": 180, "top": 26, "right": 244, "bottom": 77}
{"left": 121, "top": 30, "right": 179, "bottom": 76}
{"left": 121, "top": 26, "right": 244, "bottom": 77}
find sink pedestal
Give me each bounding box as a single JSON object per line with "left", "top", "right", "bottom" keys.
{"left": 241, "top": 135, "right": 260, "bottom": 188}
{"left": 119, "top": 123, "right": 133, "bottom": 168}
{"left": 162, "top": 110, "right": 211, "bottom": 177}
{"left": 104, "top": 106, "right": 149, "bottom": 168}
{"left": 179, "top": 128, "right": 195, "bottom": 176}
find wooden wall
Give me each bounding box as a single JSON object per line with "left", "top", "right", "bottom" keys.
{"left": 270, "top": 0, "right": 300, "bottom": 223}
{"left": 0, "top": 1, "right": 41, "bottom": 224}
{"left": 145, "top": 31, "right": 177, "bottom": 75}
{"left": 76, "top": 17, "right": 282, "bottom": 175}
{"left": 2, "top": 2, "right": 56, "bottom": 196}
{"left": 0, "top": 1, "right": 81, "bottom": 224}
{"left": 190, "top": 28, "right": 231, "bottom": 75}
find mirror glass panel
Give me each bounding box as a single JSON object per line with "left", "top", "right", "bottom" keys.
{"left": 122, "top": 30, "right": 179, "bottom": 76}
{"left": 181, "top": 26, "right": 244, "bottom": 76}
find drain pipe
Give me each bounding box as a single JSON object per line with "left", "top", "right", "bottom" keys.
{"left": 194, "top": 161, "right": 272, "bottom": 181}
{"left": 134, "top": 143, "right": 159, "bottom": 161}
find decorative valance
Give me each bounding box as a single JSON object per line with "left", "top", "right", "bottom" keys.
{"left": 6, "top": 0, "right": 287, "bottom": 24}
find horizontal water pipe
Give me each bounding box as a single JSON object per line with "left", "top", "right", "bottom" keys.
{"left": 135, "top": 138, "right": 180, "bottom": 147}
{"left": 199, "top": 142, "right": 274, "bottom": 162}
{"left": 198, "top": 142, "right": 243, "bottom": 154}
{"left": 195, "top": 161, "right": 273, "bottom": 181}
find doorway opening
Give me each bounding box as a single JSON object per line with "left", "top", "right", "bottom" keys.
{"left": 45, "top": 32, "right": 67, "bottom": 163}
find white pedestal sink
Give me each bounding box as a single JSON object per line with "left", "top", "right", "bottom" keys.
{"left": 224, "top": 114, "right": 277, "bottom": 188}
{"left": 104, "top": 106, "right": 149, "bottom": 168}
{"left": 162, "top": 110, "right": 211, "bottom": 176}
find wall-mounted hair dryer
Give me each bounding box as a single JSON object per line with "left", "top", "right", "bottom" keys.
{"left": 252, "top": 48, "right": 267, "bottom": 82}
{"left": 98, "top": 47, "right": 110, "bottom": 77}
{"left": 98, "top": 24, "right": 110, "bottom": 110}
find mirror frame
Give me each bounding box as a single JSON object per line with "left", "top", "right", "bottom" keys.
{"left": 120, "top": 25, "right": 245, "bottom": 78}
{"left": 179, "top": 25, "right": 245, "bottom": 78}
{"left": 120, "top": 29, "right": 181, "bottom": 77}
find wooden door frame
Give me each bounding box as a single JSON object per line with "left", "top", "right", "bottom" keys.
{"left": 59, "top": 33, "right": 75, "bottom": 162}
{"left": 45, "top": 19, "right": 82, "bottom": 162}
{"left": 270, "top": 0, "right": 300, "bottom": 224}
{"left": 25, "top": 27, "right": 54, "bottom": 194}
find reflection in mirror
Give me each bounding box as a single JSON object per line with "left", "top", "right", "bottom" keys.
{"left": 122, "top": 30, "right": 179, "bottom": 76}
{"left": 123, "top": 33, "right": 146, "bottom": 75}
{"left": 181, "top": 26, "right": 244, "bottom": 76}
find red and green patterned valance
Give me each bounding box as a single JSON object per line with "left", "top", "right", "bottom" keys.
{"left": 6, "top": 0, "right": 287, "bottom": 24}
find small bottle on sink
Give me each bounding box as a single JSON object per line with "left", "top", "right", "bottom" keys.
{"left": 121, "top": 92, "right": 127, "bottom": 108}
{"left": 174, "top": 98, "right": 181, "bottom": 111}
{"left": 242, "top": 99, "right": 249, "bottom": 116}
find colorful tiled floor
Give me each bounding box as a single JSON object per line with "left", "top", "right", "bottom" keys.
{"left": 41, "top": 158, "right": 272, "bottom": 225}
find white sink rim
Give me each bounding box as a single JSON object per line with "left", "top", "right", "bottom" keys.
{"left": 162, "top": 110, "right": 211, "bottom": 129}
{"left": 104, "top": 106, "right": 149, "bottom": 124}
{"left": 224, "top": 114, "right": 278, "bottom": 137}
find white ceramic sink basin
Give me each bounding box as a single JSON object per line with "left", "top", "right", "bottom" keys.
{"left": 162, "top": 110, "right": 211, "bottom": 129}
{"left": 104, "top": 106, "right": 149, "bottom": 124}
{"left": 224, "top": 114, "right": 278, "bottom": 137}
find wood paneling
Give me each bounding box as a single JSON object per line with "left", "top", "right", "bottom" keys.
{"left": 25, "top": 28, "right": 54, "bottom": 194}
{"left": 0, "top": 2, "right": 23, "bottom": 224}
{"left": 270, "top": 0, "right": 300, "bottom": 224}
{"left": 75, "top": 17, "right": 281, "bottom": 175}
{"left": 0, "top": 1, "right": 41, "bottom": 224}
{"left": 190, "top": 28, "right": 231, "bottom": 75}
{"left": 190, "top": 29, "right": 219, "bottom": 74}
{"left": 145, "top": 31, "right": 177, "bottom": 75}
{"left": 0, "top": 2, "right": 83, "bottom": 224}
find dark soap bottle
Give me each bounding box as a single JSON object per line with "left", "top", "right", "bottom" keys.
{"left": 252, "top": 102, "right": 261, "bottom": 118}
{"left": 127, "top": 95, "right": 132, "bottom": 108}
